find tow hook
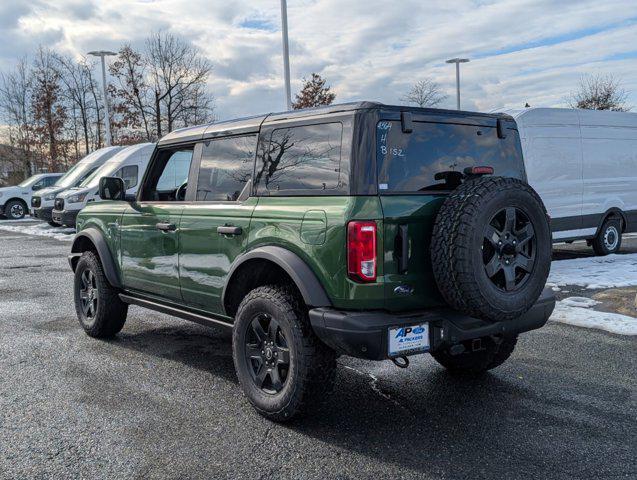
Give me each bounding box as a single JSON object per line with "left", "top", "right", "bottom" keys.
{"left": 391, "top": 356, "right": 409, "bottom": 368}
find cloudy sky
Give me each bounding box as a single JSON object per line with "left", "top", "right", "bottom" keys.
{"left": 1, "top": 0, "right": 636, "bottom": 120}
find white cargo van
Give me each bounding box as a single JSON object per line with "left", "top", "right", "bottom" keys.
{"left": 504, "top": 108, "right": 637, "bottom": 255}
{"left": 52, "top": 143, "right": 155, "bottom": 227}
{"left": 31, "top": 146, "right": 123, "bottom": 225}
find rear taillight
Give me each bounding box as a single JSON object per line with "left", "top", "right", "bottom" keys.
{"left": 347, "top": 221, "right": 377, "bottom": 282}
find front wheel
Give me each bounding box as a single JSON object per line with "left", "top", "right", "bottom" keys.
{"left": 592, "top": 217, "right": 622, "bottom": 256}
{"left": 4, "top": 200, "right": 26, "bottom": 220}
{"left": 431, "top": 335, "right": 518, "bottom": 375}
{"left": 232, "top": 285, "right": 336, "bottom": 422}
{"left": 74, "top": 251, "right": 128, "bottom": 338}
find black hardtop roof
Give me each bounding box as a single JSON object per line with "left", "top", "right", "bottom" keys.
{"left": 158, "top": 101, "right": 513, "bottom": 146}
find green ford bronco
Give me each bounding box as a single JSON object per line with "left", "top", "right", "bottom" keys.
{"left": 69, "top": 102, "right": 555, "bottom": 421}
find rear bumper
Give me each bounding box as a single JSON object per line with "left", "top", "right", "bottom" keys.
{"left": 52, "top": 209, "right": 79, "bottom": 227}
{"left": 309, "top": 288, "right": 556, "bottom": 360}
{"left": 33, "top": 207, "right": 53, "bottom": 222}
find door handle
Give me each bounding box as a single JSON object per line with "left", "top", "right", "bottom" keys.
{"left": 217, "top": 225, "right": 243, "bottom": 236}
{"left": 156, "top": 222, "right": 177, "bottom": 232}
{"left": 397, "top": 224, "right": 409, "bottom": 273}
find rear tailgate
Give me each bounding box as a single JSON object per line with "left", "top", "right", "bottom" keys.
{"left": 380, "top": 195, "right": 446, "bottom": 311}
{"left": 375, "top": 114, "right": 525, "bottom": 312}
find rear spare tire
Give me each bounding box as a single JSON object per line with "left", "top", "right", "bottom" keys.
{"left": 431, "top": 176, "right": 551, "bottom": 321}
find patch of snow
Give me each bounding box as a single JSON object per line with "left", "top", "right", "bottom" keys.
{"left": 551, "top": 298, "right": 637, "bottom": 336}
{"left": 559, "top": 297, "right": 600, "bottom": 308}
{"left": 548, "top": 253, "right": 637, "bottom": 289}
{"left": 1, "top": 216, "right": 36, "bottom": 223}
{"left": 0, "top": 222, "right": 75, "bottom": 241}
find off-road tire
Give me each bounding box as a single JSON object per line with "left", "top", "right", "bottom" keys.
{"left": 4, "top": 199, "right": 26, "bottom": 220}
{"left": 431, "top": 335, "right": 518, "bottom": 374}
{"left": 74, "top": 251, "right": 128, "bottom": 338}
{"left": 592, "top": 217, "right": 622, "bottom": 256}
{"left": 431, "top": 176, "right": 552, "bottom": 321}
{"left": 232, "top": 285, "right": 337, "bottom": 422}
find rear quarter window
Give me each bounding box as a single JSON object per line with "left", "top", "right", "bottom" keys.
{"left": 256, "top": 122, "right": 343, "bottom": 193}
{"left": 377, "top": 120, "right": 525, "bottom": 193}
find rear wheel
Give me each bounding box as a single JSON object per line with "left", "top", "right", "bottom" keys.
{"left": 5, "top": 200, "right": 26, "bottom": 220}
{"left": 592, "top": 217, "right": 622, "bottom": 256}
{"left": 232, "top": 285, "right": 336, "bottom": 422}
{"left": 431, "top": 335, "right": 518, "bottom": 374}
{"left": 431, "top": 176, "right": 552, "bottom": 321}
{"left": 74, "top": 251, "right": 128, "bottom": 338}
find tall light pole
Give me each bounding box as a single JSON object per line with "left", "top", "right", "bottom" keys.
{"left": 88, "top": 50, "right": 117, "bottom": 146}
{"left": 280, "top": 0, "right": 292, "bottom": 110}
{"left": 446, "top": 58, "right": 470, "bottom": 110}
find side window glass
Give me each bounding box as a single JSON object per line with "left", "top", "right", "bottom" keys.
{"left": 157, "top": 150, "right": 193, "bottom": 191}
{"left": 116, "top": 165, "right": 139, "bottom": 190}
{"left": 142, "top": 148, "right": 194, "bottom": 201}
{"left": 257, "top": 123, "right": 342, "bottom": 192}
{"left": 196, "top": 135, "right": 257, "bottom": 201}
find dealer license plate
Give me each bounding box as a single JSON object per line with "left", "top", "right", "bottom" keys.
{"left": 388, "top": 323, "right": 430, "bottom": 356}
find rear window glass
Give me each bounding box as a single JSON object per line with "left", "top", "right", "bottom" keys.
{"left": 377, "top": 121, "right": 524, "bottom": 193}
{"left": 259, "top": 123, "right": 342, "bottom": 192}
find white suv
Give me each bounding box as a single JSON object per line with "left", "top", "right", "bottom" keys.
{"left": 0, "top": 173, "right": 64, "bottom": 220}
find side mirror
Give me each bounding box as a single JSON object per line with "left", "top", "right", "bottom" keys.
{"left": 99, "top": 177, "right": 127, "bottom": 201}
{"left": 32, "top": 184, "right": 42, "bottom": 191}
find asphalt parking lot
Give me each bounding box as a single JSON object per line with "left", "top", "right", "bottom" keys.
{"left": 0, "top": 226, "right": 635, "bottom": 479}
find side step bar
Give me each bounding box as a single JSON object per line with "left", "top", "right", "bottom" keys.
{"left": 119, "top": 293, "right": 233, "bottom": 330}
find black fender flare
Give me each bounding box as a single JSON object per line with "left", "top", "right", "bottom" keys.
{"left": 221, "top": 246, "right": 331, "bottom": 312}
{"left": 595, "top": 208, "right": 627, "bottom": 236}
{"left": 69, "top": 228, "right": 122, "bottom": 288}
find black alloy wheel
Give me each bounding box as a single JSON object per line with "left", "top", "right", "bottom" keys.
{"left": 79, "top": 268, "right": 99, "bottom": 321}
{"left": 244, "top": 313, "right": 291, "bottom": 394}
{"left": 482, "top": 207, "right": 536, "bottom": 292}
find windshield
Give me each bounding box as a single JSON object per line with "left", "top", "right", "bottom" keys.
{"left": 79, "top": 158, "right": 123, "bottom": 189}
{"left": 18, "top": 175, "right": 42, "bottom": 188}
{"left": 376, "top": 120, "right": 525, "bottom": 193}
{"left": 53, "top": 162, "right": 93, "bottom": 188}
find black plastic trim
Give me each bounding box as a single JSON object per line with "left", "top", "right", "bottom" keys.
{"left": 222, "top": 246, "right": 332, "bottom": 314}
{"left": 551, "top": 209, "right": 636, "bottom": 238}
{"left": 70, "top": 228, "right": 122, "bottom": 288}
{"left": 119, "top": 293, "right": 233, "bottom": 329}
{"left": 309, "top": 288, "right": 555, "bottom": 360}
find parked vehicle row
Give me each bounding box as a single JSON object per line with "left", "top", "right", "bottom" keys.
{"left": 0, "top": 143, "right": 155, "bottom": 228}
{"left": 32, "top": 146, "right": 123, "bottom": 225}
{"left": 3, "top": 107, "right": 635, "bottom": 256}
{"left": 51, "top": 143, "right": 156, "bottom": 227}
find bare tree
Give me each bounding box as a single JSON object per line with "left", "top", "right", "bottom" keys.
{"left": 570, "top": 74, "right": 630, "bottom": 111}
{"left": 0, "top": 58, "right": 37, "bottom": 177}
{"left": 292, "top": 73, "right": 336, "bottom": 109}
{"left": 402, "top": 78, "right": 447, "bottom": 108}
{"left": 56, "top": 55, "right": 101, "bottom": 156}
{"left": 146, "top": 31, "right": 213, "bottom": 137}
